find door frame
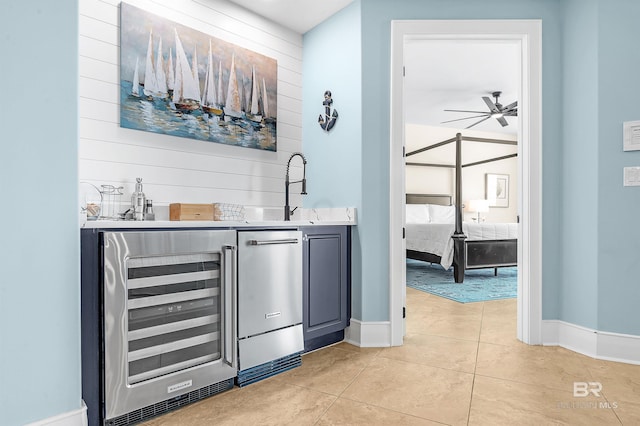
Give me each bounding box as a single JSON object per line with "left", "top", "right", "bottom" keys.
{"left": 389, "top": 20, "right": 542, "bottom": 345}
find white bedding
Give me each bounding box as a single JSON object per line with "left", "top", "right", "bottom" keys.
{"left": 406, "top": 222, "right": 518, "bottom": 269}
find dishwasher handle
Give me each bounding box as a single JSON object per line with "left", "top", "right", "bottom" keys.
{"left": 248, "top": 238, "right": 299, "bottom": 246}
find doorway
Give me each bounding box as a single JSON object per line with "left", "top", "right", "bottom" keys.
{"left": 389, "top": 20, "right": 542, "bottom": 346}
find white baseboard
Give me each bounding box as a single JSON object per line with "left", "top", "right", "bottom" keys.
{"left": 26, "top": 400, "right": 87, "bottom": 426}
{"left": 344, "top": 319, "right": 391, "bottom": 347}
{"left": 542, "top": 320, "right": 598, "bottom": 356}
{"left": 542, "top": 320, "right": 640, "bottom": 365}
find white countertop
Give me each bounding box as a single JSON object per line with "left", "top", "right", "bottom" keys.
{"left": 81, "top": 207, "right": 356, "bottom": 229}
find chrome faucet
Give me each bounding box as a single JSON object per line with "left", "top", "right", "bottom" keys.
{"left": 284, "top": 152, "right": 307, "bottom": 221}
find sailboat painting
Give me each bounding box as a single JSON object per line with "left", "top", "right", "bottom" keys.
{"left": 120, "top": 3, "right": 278, "bottom": 151}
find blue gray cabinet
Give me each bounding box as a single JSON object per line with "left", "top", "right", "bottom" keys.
{"left": 301, "top": 226, "right": 350, "bottom": 352}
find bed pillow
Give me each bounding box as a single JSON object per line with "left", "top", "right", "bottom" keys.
{"left": 427, "top": 204, "right": 455, "bottom": 224}
{"left": 405, "top": 204, "right": 430, "bottom": 223}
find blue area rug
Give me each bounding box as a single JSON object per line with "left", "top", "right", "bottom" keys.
{"left": 406, "top": 259, "right": 517, "bottom": 303}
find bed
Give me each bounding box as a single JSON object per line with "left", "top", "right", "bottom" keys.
{"left": 405, "top": 133, "right": 518, "bottom": 283}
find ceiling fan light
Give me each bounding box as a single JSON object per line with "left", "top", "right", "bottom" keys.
{"left": 493, "top": 112, "right": 504, "bottom": 118}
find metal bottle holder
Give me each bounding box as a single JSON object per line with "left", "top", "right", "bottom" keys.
{"left": 100, "top": 185, "right": 124, "bottom": 220}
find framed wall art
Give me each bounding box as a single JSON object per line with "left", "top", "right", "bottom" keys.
{"left": 623, "top": 120, "right": 640, "bottom": 151}
{"left": 120, "top": 3, "right": 278, "bottom": 151}
{"left": 486, "top": 173, "right": 509, "bottom": 207}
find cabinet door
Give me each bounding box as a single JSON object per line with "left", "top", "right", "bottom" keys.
{"left": 302, "top": 226, "right": 349, "bottom": 343}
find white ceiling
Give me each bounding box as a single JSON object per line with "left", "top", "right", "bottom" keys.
{"left": 404, "top": 39, "right": 519, "bottom": 135}
{"left": 229, "top": 2, "right": 520, "bottom": 135}
{"left": 227, "top": 0, "right": 354, "bottom": 34}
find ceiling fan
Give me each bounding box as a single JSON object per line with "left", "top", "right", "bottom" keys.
{"left": 441, "top": 91, "right": 517, "bottom": 129}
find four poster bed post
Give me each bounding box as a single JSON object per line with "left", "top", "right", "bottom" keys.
{"left": 405, "top": 132, "right": 518, "bottom": 283}
{"left": 452, "top": 133, "right": 467, "bottom": 283}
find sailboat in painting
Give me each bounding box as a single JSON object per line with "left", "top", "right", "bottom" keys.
{"left": 217, "top": 61, "right": 224, "bottom": 109}
{"left": 172, "top": 29, "right": 201, "bottom": 112}
{"left": 191, "top": 46, "right": 201, "bottom": 103}
{"left": 142, "top": 30, "right": 168, "bottom": 99}
{"left": 233, "top": 72, "right": 243, "bottom": 116}
{"left": 246, "top": 66, "right": 262, "bottom": 124}
{"left": 262, "top": 78, "right": 275, "bottom": 124}
{"left": 166, "top": 48, "right": 175, "bottom": 96}
{"left": 130, "top": 57, "right": 140, "bottom": 98}
{"left": 223, "top": 54, "right": 243, "bottom": 120}
{"left": 201, "top": 40, "right": 223, "bottom": 116}
{"left": 154, "top": 37, "right": 168, "bottom": 98}
{"left": 143, "top": 30, "right": 158, "bottom": 98}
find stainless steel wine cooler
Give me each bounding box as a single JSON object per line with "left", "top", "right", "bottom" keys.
{"left": 88, "top": 230, "right": 237, "bottom": 425}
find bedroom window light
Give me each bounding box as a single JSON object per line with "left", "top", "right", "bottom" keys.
{"left": 468, "top": 199, "right": 490, "bottom": 222}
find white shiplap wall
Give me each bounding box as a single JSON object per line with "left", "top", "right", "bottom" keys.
{"left": 79, "top": 0, "right": 303, "bottom": 211}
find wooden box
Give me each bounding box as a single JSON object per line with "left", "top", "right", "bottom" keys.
{"left": 169, "top": 203, "right": 214, "bottom": 221}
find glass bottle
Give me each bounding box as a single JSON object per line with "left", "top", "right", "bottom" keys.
{"left": 131, "top": 177, "right": 146, "bottom": 221}
{"left": 144, "top": 200, "right": 155, "bottom": 221}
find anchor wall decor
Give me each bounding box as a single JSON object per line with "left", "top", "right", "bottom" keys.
{"left": 318, "top": 90, "right": 338, "bottom": 131}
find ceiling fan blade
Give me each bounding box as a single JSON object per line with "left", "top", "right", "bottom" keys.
{"left": 482, "top": 96, "right": 500, "bottom": 113}
{"left": 444, "top": 109, "right": 490, "bottom": 114}
{"left": 502, "top": 101, "right": 517, "bottom": 111}
{"left": 496, "top": 116, "right": 509, "bottom": 127}
{"left": 440, "top": 114, "right": 489, "bottom": 124}
{"left": 465, "top": 115, "right": 491, "bottom": 129}
{"left": 503, "top": 110, "right": 518, "bottom": 117}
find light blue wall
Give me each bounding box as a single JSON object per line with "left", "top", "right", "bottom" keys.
{"left": 596, "top": 0, "right": 640, "bottom": 335}
{"left": 304, "top": 0, "right": 564, "bottom": 322}
{"left": 560, "top": 0, "right": 599, "bottom": 329}
{"left": 305, "top": 0, "right": 640, "bottom": 335}
{"left": 0, "top": 2, "right": 81, "bottom": 425}
{"left": 303, "top": 3, "right": 364, "bottom": 318}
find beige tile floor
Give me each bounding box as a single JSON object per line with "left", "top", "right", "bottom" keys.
{"left": 143, "top": 288, "right": 640, "bottom": 425}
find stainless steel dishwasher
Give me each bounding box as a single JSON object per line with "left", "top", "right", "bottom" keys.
{"left": 236, "top": 230, "right": 304, "bottom": 386}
